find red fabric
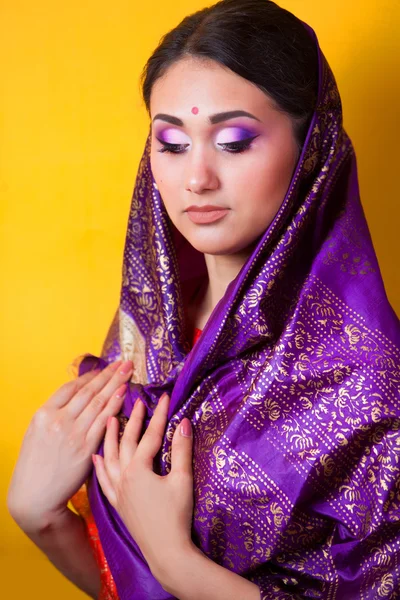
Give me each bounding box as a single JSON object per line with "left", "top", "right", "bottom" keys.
{"left": 70, "top": 325, "right": 203, "bottom": 600}
{"left": 192, "top": 326, "right": 202, "bottom": 346}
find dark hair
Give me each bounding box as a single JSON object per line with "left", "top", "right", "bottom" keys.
{"left": 140, "top": 0, "right": 319, "bottom": 150}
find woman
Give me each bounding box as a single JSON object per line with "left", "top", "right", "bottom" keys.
{"left": 8, "top": 0, "right": 400, "bottom": 598}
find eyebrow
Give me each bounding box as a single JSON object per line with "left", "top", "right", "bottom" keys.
{"left": 152, "top": 110, "right": 261, "bottom": 126}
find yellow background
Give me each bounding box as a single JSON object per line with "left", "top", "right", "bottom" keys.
{"left": 1, "top": 0, "right": 399, "bottom": 597}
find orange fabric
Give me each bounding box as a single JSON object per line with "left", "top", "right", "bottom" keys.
{"left": 70, "top": 485, "right": 118, "bottom": 600}
{"left": 70, "top": 325, "right": 203, "bottom": 600}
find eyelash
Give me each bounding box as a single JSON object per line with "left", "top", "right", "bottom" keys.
{"left": 156, "top": 135, "right": 259, "bottom": 155}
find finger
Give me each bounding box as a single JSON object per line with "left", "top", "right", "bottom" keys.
{"left": 119, "top": 398, "right": 147, "bottom": 471}
{"left": 47, "top": 369, "right": 101, "bottom": 409}
{"left": 170, "top": 418, "right": 194, "bottom": 475}
{"left": 102, "top": 417, "right": 121, "bottom": 484}
{"left": 93, "top": 455, "right": 117, "bottom": 506}
{"left": 84, "top": 383, "right": 127, "bottom": 448}
{"left": 66, "top": 360, "right": 133, "bottom": 419}
{"left": 63, "top": 360, "right": 122, "bottom": 417}
{"left": 134, "top": 393, "right": 170, "bottom": 468}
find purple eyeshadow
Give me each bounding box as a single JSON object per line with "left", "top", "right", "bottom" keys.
{"left": 156, "top": 128, "right": 189, "bottom": 144}
{"left": 154, "top": 124, "right": 260, "bottom": 146}
{"left": 215, "top": 126, "right": 258, "bottom": 144}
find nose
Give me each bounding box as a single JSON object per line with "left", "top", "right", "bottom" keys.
{"left": 184, "top": 149, "right": 220, "bottom": 194}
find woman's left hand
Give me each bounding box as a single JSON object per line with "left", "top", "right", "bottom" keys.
{"left": 92, "top": 392, "right": 195, "bottom": 579}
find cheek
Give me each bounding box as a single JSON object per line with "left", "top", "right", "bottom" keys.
{"left": 151, "top": 151, "right": 170, "bottom": 186}
{"left": 254, "top": 158, "right": 294, "bottom": 203}
{"left": 150, "top": 151, "right": 182, "bottom": 212}
{"left": 229, "top": 144, "right": 298, "bottom": 223}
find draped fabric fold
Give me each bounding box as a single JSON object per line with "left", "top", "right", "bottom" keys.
{"left": 72, "top": 20, "right": 400, "bottom": 600}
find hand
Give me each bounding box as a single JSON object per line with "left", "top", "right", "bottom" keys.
{"left": 7, "top": 359, "right": 134, "bottom": 533}
{"left": 92, "top": 392, "right": 195, "bottom": 581}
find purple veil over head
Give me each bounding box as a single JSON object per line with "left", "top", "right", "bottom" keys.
{"left": 76, "top": 21, "right": 400, "bottom": 600}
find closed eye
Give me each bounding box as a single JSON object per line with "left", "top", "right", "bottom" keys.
{"left": 157, "top": 141, "right": 190, "bottom": 154}
{"left": 156, "top": 135, "right": 260, "bottom": 155}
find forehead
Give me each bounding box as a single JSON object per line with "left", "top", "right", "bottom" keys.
{"left": 149, "top": 57, "right": 278, "bottom": 118}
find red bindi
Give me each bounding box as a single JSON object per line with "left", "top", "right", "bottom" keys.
{"left": 191, "top": 106, "right": 199, "bottom": 115}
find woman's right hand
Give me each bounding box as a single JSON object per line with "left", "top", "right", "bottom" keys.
{"left": 7, "top": 359, "right": 133, "bottom": 534}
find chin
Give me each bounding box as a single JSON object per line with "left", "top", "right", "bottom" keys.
{"left": 185, "top": 234, "right": 252, "bottom": 256}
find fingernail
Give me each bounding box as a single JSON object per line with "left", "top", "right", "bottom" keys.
{"left": 92, "top": 454, "right": 97, "bottom": 465}
{"left": 134, "top": 397, "right": 142, "bottom": 408}
{"left": 115, "top": 383, "right": 127, "bottom": 398}
{"left": 109, "top": 360, "right": 123, "bottom": 371}
{"left": 180, "top": 418, "right": 192, "bottom": 438}
{"left": 119, "top": 360, "right": 133, "bottom": 375}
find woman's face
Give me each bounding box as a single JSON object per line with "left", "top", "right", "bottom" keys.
{"left": 149, "top": 57, "right": 301, "bottom": 256}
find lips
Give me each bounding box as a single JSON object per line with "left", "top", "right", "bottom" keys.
{"left": 185, "top": 206, "right": 230, "bottom": 224}
{"left": 186, "top": 205, "right": 227, "bottom": 212}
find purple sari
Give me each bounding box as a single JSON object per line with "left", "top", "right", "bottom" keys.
{"left": 75, "top": 21, "right": 400, "bottom": 600}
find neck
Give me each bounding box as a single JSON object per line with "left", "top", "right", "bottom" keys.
{"left": 204, "top": 251, "right": 248, "bottom": 308}
{"left": 188, "top": 242, "right": 258, "bottom": 331}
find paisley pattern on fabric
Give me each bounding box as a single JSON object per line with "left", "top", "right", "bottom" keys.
{"left": 72, "top": 21, "right": 400, "bottom": 600}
